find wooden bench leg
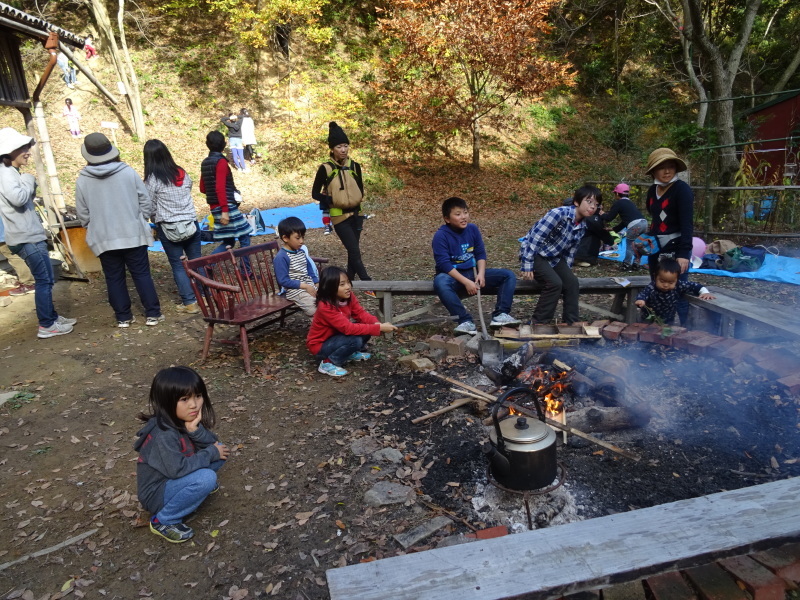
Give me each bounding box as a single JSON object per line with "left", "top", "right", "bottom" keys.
{"left": 240, "top": 325, "right": 252, "bottom": 375}
{"left": 201, "top": 323, "right": 215, "bottom": 363}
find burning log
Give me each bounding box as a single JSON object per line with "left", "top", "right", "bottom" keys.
{"left": 566, "top": 406, "right": 650, "bottom": 432}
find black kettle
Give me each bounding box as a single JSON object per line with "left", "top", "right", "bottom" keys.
{"left": 482, "top": 387, "right": 557, "bottom": 491}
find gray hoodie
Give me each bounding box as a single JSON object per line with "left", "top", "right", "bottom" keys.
{"left": 75, "top": 162, "right": 152, "bottom": 256}
{"left": 134, "top": 417, "right": 220, "bottom": 515}
{"left": 0, "top": 163, "right": 45, "bottom": 246}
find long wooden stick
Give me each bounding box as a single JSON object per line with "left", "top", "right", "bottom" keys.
{"left": 508, "top": 402, "right": 641, "bottom": 462}
{"left": 429, "top": 371, "right": 497, "bottom": 401}
{"left": 449, "top": 388, "right": 491, "bottom": 404}
{"left": 412, "top": 398, "right": 473, "bottom": 424}
{"left": 0, "top": 528, "right": 98, "bottom": 571}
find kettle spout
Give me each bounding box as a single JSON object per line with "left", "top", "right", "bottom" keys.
{"left": 481, "top": 441, "right": 510, "bottom": 476}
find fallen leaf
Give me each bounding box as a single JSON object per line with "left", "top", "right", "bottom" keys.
{"left": 335, "top": 520, "right": 346, "bottom": 530}
{"left": 210, "top": 530, "right": 219, "bottom": 538}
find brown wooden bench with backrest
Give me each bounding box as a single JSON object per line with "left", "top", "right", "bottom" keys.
{"left": 351, "top": 276, "right": 652, "bottom": 324}
{"left": 184, "top": 241, "right": 326, "bottom": 374}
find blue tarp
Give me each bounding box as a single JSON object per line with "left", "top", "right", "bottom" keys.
{"left": 600, "top": 239, "right": 800, "bottom": 285}
{"left": 149, "top": 203, "right": 323, "bottom": 252}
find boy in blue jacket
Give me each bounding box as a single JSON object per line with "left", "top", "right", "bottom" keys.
{"left": 432, "top": 197, "right": 520, "bottom": 334}
{"left": 274, "top": 217, "right": 319, "bottom": 316}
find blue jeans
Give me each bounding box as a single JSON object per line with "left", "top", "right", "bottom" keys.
{"left": 156, "top": 223, "right": 202, "bottom": 305}
{"left": 212, "top": 233, "right": 251, "bottom": 275}
{"left": 623, "top": 219, "right": 648, "bottom": 265}
{"left": 98, "top": 246, "right": 161, "bottom": 321}
{"left": 229, "top": 138, "right": 245, "bottom": 171}
{"left": 317, "top": 334, "right": 370, "bottom": 366}
{"left": 14, "top": 240, "right": 57, "bottom": 327}
{"left": 155, "top": 460, "right": 224, "bottom": 525}
{"left": 433, "top": 268, "right": 516, "bottom": 324}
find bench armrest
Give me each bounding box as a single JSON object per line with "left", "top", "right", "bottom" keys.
{"left": 185, "top": 268, "right": 241, "bottom": 293}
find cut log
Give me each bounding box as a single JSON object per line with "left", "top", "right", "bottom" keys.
{"left": 567, "top": 406, "right": 651, "bottom": 432}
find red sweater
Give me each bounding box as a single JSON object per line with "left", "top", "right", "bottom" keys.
{"left": 306, "top": 296, "right": 380, "bottom": 355}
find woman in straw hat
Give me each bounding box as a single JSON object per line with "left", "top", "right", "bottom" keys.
{"left": 644, "top": 147, "right": 694, "bottom": 324}
{"left": 75, "top": 132, "right": 163, "bottom": 328}
{"left": 0, "top": 128, "right": 76, "bottom": 338}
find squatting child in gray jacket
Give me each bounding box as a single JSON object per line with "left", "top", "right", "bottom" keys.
{"left": 134, "top": 366, "right": 230, "bottom": 543}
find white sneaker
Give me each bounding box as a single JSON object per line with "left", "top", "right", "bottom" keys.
{"left": 38, "top": 321, "right": 73, "bottom": 339}
{"left": 118, "top": 317, "right": 136, "bottom": 328}
{"left": 490, "top": 313, "right": 521, "bottom": 327}
{"left": 56, "top": 315, "right": 78, "bottom": 326}
{"left": 318, "top": 361, "right": 347, "bottom": 377}
{"left": 453, "top": 321, "right": 478, "bottom": 335}
{"left": 146, "top": 315, "right": 165, "bottom": 326}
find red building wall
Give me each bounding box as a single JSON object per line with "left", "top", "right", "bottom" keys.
{"left": 746, "top": 93, "right": 800, "bottom": 184}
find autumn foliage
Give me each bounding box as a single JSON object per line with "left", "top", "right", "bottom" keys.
{"left": 377, "top": 0, "right": 573, "bottom": 168}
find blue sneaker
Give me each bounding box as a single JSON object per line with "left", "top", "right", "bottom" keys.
{"left": 318, "top": 361, "right": 348, "bottom": 377}
{"left": 348, "top": 351, "right": 372, "bottom": 361}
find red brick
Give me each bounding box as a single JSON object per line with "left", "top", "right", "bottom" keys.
{"left": 686, "top": 334, "right": 724, "bottom": 356}
{"left": 745, "top": 347, "right": 786, "bottom": 365}
{"left": 683, "top": 563, "right": 749, "bottom": 599}
{"left": 645, "top": 571, "right": 698, "bottom": 600}
{"left": 655, "top": 326, "right": 688, "bottom": 346}
{"left": 718, "top": 555, "right": 786, "bottom": 600}
{"left": 602, "top": 322, "right": 628, "bottom": 341}
{"left": 639, "top": 324, "right": 667, "bottom": 344}
{"left": 752, "top": 543, "right": 800, "bottom": 582}
{"left": 602, "top": 581, "right": 647, "bottom": 599}
{"left": 777, "top": 374, "right": 800, "bottom": 395}
{"left": 756, "top": 354, "right": 800, "bottom": 379}
{"left": 465, "top": 525, "right": 509, "bottom": 540}
{"left": 707, "top": 338, "right": 745, "bottom": 359}
{"left": 428, "top": 335, "right": 448, "bottom": 351}
{"left": 591, "top": 320, "right": 611, "bottom": 329}
{"left": 671, "top": 330, "right": 707, "bottom": 352}
{"left": 621, "top": 322, "right": 650, "bottom": 342}
{"left": 717, "top": 341, "right": 758, "bottom": 367}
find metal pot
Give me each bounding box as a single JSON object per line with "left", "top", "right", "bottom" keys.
{"left": 482, "top": 387, "right": 557, "bottom": 491}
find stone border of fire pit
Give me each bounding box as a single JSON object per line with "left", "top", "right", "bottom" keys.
{"left": 591, "top": 319, "right": 800, "bottom": 394}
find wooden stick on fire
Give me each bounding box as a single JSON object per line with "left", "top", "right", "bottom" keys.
{"left": 432, "top": 371, "right": 641, "bottom": 462}
{"left": 412, "top": 398, "right": 474, "bottom": 424}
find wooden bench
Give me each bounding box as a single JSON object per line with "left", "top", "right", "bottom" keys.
{"left": 352, "top": 276, "right": 651, "bottom": 324}
{"left": 687, "top": 285, "right": 800, "bottom": 342}
{"left": 184, "top": 241, "right": 326, "bottom": 374}
{"left": 326, "top": 477, "right": 800, "bottom": 600}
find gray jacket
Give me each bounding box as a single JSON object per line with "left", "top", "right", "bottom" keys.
{"left": 0, "top": 164, "right": 45, "bottom": 246}
{"left": 75, "top": 162, "right": 152, "bottom": 256}
{"left": 134, "top": 417, "right": 220, "bottom": 515}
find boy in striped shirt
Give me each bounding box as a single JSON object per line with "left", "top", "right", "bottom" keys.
{"left": 274, "top": 217, "right": 319, "bottom": 316}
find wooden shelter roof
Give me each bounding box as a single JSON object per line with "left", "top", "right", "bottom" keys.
{"left": 0, "top": 2, "right": 84, "bottom": 48}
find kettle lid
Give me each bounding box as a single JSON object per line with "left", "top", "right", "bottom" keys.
{"left": 497, "top": 416, "right": 551, "bottom": 444}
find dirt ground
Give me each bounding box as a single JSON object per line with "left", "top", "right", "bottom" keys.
{"left": 1, "top": 191, "right": 799, "bottom": 599}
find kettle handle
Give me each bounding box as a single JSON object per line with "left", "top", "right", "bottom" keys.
{"left": 496, "top": 386, "right": 547, "bottom": 423}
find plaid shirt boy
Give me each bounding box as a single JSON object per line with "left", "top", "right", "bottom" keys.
{"left": 519, "top": 205, "right": 587, "bottom": 272}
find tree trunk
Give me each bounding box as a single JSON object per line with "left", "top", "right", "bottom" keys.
{"left": 771, "top": 44, "right": 800, "bottom": 97}
{"left": 117, "top": 0, "right": 145, "bottom": 139}
{"left": 85, "top": 0, "right": 145, "bottom": 138}
{"left": 471, "top": 116, "right": 481, "bottom": 170}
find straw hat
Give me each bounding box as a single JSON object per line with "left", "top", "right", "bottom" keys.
{"left": 646, "top": 148, "right": 687, "bottom": 174}
{"left": 81, "top": 132, "right": 119, "bottom": 164}
{"left": 0, "top": 128, "right": 34, "bottom": 158}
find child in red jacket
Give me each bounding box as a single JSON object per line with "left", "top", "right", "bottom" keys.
{"left": 306, "top": 266, "right": 396, "bottom": 377}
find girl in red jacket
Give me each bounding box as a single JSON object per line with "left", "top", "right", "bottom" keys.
{"left": 307, "top": 266, "right": 396, "bottom": 377}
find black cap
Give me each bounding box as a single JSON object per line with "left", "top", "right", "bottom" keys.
{"left": 327, "top": 121, "right": 349, "bottom": 148}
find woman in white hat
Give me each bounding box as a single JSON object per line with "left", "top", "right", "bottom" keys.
{"left": 75, "top": 132, "right": 163, "bottom": 327}
{"left": 644, "top": 147, "right": 694, "bottom": 324}
{"left": 0, "top": 127, "right": 76, "bottom": 338}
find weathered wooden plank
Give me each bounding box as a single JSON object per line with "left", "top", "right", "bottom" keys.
{"left": 352, "top": 277, "right": 651, "bottom": 295}
{"left": 326, "top": 478, "right": 800, "bottom": 600}
{"left": 687, "top": 287, "right": 800, "bottom": 341}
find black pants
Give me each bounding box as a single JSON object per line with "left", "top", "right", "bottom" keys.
{"left": 575, "top": 215, "right": 614, "bottom": 264}
{"left": 532, "top": 255, "right": 579, "bottom": 324}
{"left": 334, "top": 215, "right": 371, "bottom": 281}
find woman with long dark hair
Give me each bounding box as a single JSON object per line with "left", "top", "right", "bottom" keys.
{"left": 144, "top": 139, "right": 201, "bottom": 314}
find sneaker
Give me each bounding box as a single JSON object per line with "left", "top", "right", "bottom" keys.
{"left": 323, "top": 224, "right": 333, "bottom": 235}
{"left": 9, "top": 284, "right": 35, "bottom": 296}
{"left": 38, "top": 321, "right": 73, "bottom": 339}
{"left": 149, "top": 519, "right": 194, "bottom": 543}
{"left": 118, "top": 317, "right": 136, "bottom": 328}
{"left": 318, "top": 361, "right": 348, "bottom": 377}
{"left": 176, "top": 302, "right": 201, "bottom": 314}
{"left": 145, "top": 315, "right": 165, "bottom": 326}
{"left": 575, "top": 261, "right": 592, "bottom": 268}
{"left": 56, "top": 315, "right": 78, "bottom": 326}
{"left": 363, "top": 290, "right": 377, "bottom": 299}
{"left": 348, "top": 351, "right": 372, "bottom": 361}
{"left": 490, "top": 313, "right": 521, "bottom": 327}
{"left": 454, "top": 321, "right": 478, "bottom": 335}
